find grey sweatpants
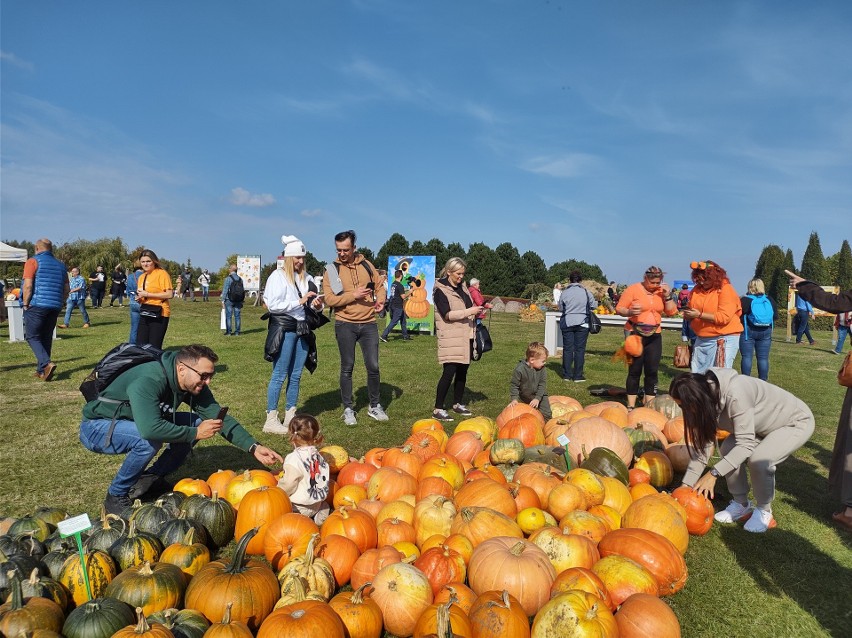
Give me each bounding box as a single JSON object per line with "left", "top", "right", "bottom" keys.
{"left": 722, "top": 412, "right": 815, "bottom": 509}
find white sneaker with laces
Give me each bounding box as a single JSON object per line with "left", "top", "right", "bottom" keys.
{"left": 343, "top": 408, "right": 358, "bottom": 427}
{"left": 367, "top": 404, "right": 389, "bottom": 421}
{"left": 263, "top": 410, "right": 288, "bottom": 434}
{"left": 743, "top": 507, "right": 776, "bottom": 533}
{"left": 715, "top": 500, "right": 754, "bottom": 524}
{"left": 283, "top": 406, "right": 297, "bottom": 427}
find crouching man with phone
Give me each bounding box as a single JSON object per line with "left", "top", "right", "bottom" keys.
{"left": 79, "top": 344, "right": 284, "bottom": 515}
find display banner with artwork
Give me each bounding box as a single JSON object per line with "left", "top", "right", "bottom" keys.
{"left": 237, "top": 255, "right": 262, "bottom": 291}
{"left": 387, "top": 255, "right": 436, "bottom": 335}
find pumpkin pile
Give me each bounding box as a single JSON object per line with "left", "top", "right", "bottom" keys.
{"left": 0, "top": 394, "right": 716, "bottom": 637}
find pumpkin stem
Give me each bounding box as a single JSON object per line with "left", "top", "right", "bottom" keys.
{"left": 27, "top": 567, "right": 39, "bottom": 585}
{"left": 436, "top": 601, "right": 451, "bottom": 638}
{"left": 138, "top": 561, "right": 153, "bottom": 576}
{"left": 181, "top": 527, "right": 197, "bottom": 545}
{"left": 224, "top": 527, "right": 259, "bottom": 574}
{"left": 509, "top": 541, "right": 526, "bottom": 556}
{"left": 220, "top": 602, "right": 234, "bottom": 625}
{"left": 133, "top": 607, "right": 151, "bottom": 634}
{"left": 581, "top": 444, "right": 589, "bottom": 462}
{"left": 351, "top": 582, "right": 370, "bottom": 605}
{"left": 500, "top": 590, "right": 512, "bottom": 609}
{"left": 6, "top": 570, "right": 23, "bottom": 610}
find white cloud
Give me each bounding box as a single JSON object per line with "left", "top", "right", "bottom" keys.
{"left": 1, "top": 51, "right": 35, "bottom": 71}
{"left": 228, "top": 187, "right": 276, "bottom": 207}
{"left": 521, "top": 153, "right": 601, "bottom": 178}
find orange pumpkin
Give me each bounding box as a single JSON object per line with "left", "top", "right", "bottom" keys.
{"left": 662, "top": 417, "right": 685, "bottom": 444}
{"left": 558, "top": 510, "right": 610, "bottom": 545}
{"left": 445, "top": 431, "right": 485, "bottom": 463}
{"left": 545, "top": 482, "right": 586, "bottom": 520}
{"left": 507, "top": 482, "right": 542, "bottom": 513}
{"left": 627, "top": 407, "right": 668, "bottom": 429}
{"left": 598, "top": 527, "right": 688, "bottom": 596}
{"left": 207, "top": 469, "right": 236, "bottom": 496}
{"left": 450, "top": 507, "right": 523, "bottom": 548}
{"left": 320, "top": 507, "right": 378, "bottom": 553}
{"left": 453, "top": 478, "right": 517, "bottom": 519}
{"left": 382, "top": 446, "right": 423, "bottom": 479}
{"left": 174, "top": 478, "right": 212, "bottom": 498}
{"left": 366, "top": 466, "right": 417, "bottom": 503}
{"left": 263, "top": 513, "right": 319, "bottom": 571}
{"left": 671, "top": 486, "right": 714, "bottom": 536}
{"left": 599, "top": 476, "right": 633, "bottom": 516}
{"left": 528, "top": 527, "right": 600, "bottom": 573}
{"left": 413, "top": 545, "right": 467, "bottom": 596}
{"left": 256, "top": 601, "right": 345, "bottom": 638}
{"left": 468, "top": 590, "right": 530, "bottom": 638}
{"left": 419, "top": 453, "right": 465, "bottom": 491}
{"left": 550, "top": 566, "right": 615, "bottom": 611}
{"left": 621, "top": 495, "right": 689, "bottom": 555}
{"left": 377, "top": 517, "right": 416, "bottom": 548}
{"left": 496, "top": 402, "right": 545, "bottom": 430}
{"left": 498, "top": 414, "right": 545, "bottom": 447}
{"left": 433, "top": 582, "right": 477, "bottom": 615}
{"left": 584, "top": 401, "right": 627, "bottom": 417}
{"left": 412, "top": 600, "right": 473, "bottom": 638}
{"left": 405, "top": 283, "right": 430, "bottom": 319}
{"left": 416, "top": 476, "right": 454, "bottom": 501}
{"left": 565, "top": 417, "right": 634, "bottom": 467}
{"left": 628, "top": 468, "right": 652, "bottom": 486}
{"left": 349, "top": 546, "right": 404, "bottom": 591}
{"left": 225, "top": 470, "right": 278, "bottom": 510}
{"left": 513, "top": 463, "right": 563, "bottom": 510}
{"left": 314, "top": 534, "right": 361, "bottom": 588}
{"left": 328, "top": 584, "right": 383, "bottom": 638}
{"left": 532, "top": 590, "right": 618, "bottom": 637}
{"left": 633, "top": 451, "right": 674, "bottom": 487}
{"left": 405, "top": 429, "right": 448, "bottom": 457}
{"left": 370, "top": 563, "right": 434, "bottom": 638}
{"left": 336, "top": 459, "right": 378, "bottom": 488}
{"left": 543, "top": 418, "right": 572, "bottom": 446}
{"left": 615, "top": 593, "right": 682, "bottom": 638}
{"left": 235, "top": 486, "right": 292, "bottom": 555}
{"left": 591, "top": 554, "right": 659, "bottom": 607}
{"left": 363, "top": 448, "right": 387, "bottom": 468}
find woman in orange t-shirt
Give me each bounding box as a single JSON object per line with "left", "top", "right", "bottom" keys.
{"left": 681, "top": 260, "right": 742, "bottom": 373}
{"left": 616, "top": 266, "right": 678, "bottom": 409}
{"left": 136, "top": 249, "right": 173, "bottom": 349}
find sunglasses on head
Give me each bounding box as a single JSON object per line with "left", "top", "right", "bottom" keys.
{"left": 690, "top": 260, "right": 716, "bottom": 270}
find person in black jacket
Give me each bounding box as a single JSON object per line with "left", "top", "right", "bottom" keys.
{"left": 380, "top": 269, "right": 411, "bottom": 342}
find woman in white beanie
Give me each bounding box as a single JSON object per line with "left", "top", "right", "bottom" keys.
{"left": 261, "top": 235, "right": 324, "bottom": 433}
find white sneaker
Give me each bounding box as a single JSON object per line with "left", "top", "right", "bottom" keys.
{"left": 743, "top": 507, "right": 777, "bottom": 533}
{"left": 283, "top": 406, "right": 297, "bottom": 427}
{"left": 682, "top": 335, "right": 689, "bottom": 342}
{"left": 343, "top": 408, "right": 358, "bottom": 427}
{"left": 367, "top": 405, "right": 389, "bottom": 421}
{"left": 715, "top": 500, "right": 754, "bottom": 524}
{"left": 262, "top": 410, "right": 288, "bottom": 434}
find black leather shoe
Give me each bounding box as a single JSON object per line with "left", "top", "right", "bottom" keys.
{"left": 103, "top": 493, "right": 133, "bottom": 517}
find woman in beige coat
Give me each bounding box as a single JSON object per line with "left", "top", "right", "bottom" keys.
{"left": 432, "top": 257, "right": 483, "bottom": 421}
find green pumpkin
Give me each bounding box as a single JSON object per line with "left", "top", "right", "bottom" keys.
{"left": 522, "top": 445, "right": 569, "bottom": 473}
{"left": 104, "top": 561, "right": 186, "bottom": 615}
{"left": 489, "top": 438, "right": 526, "bottom": 465}
{"left": 129, "top": 500, "right": 173, "bottom": 536}
{"left": 624, "top": 424, "right": 666, "bottom": 457}
{"left": 84, "top": 515, "right": 127, "bottom": 554}
{"left": 179, "top": 492, "right": 235, "bottom": 550}
{"left": 8, "top": 517, "right": 51, "bottom": 542}
{"left": 148, "top": 607, "right": 210, "bottom": 638}
{"left": 157, "top": 511, "right": 208, "bottom": 548}
{"left": 0, "top": 547, "right": 47, "bottom": 591}
{"left": 20, "top": 567, "right": 70, "bottom": 612}
{"left": 62, "top": 597, "right": 135, "bottom": 638}
{"left": 580, "top": 446, "right": 630, "bottom": 485}
{"left": 42, "top": 547, "right": 76, "bottom": 579}
{"left": 32, "top": 507, "right": 69, "bottom": 529}
{"left": 0, "top": 571, "right": 65, "bottom": 636}
{"left": 109, "top": 521, "right": 163, "bottom": 572}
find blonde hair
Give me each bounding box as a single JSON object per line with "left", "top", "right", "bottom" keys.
{"left": 288, "top": 413, "right": 324, "bottom": 447}
{"left": 440, "top": 256, "right": 467, "bottom": 278}
{"left": 747, "top": 278, "right": 765, "bottom": 295}
{"left": 283, "top": 256, "right": 308, "bottom": 288}
{"left": 526, "top": 341, "right": 548, "bottom": 360}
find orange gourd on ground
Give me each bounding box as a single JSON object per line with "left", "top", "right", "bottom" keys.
{"left": 262, "top": 513, "right": 319, "bottom": 571}
{"left": 621, "top": 495, "right": 689, "bottom": 555}
{"left": 528, "top": 527, "right": 600, "bottom": 573}
{"left": 550, "top": 566, "right": 615, "bottom": 611}
{"left": 616, "top": 593, "right": 682, "bottom": 637}
{"left": 591, "top": 554, "right": 659, "bottom": 607}
{"left": 235, "top": 486, "right": 292, "bottom": 555}
{"left": 598, "top": 527, "right": 688, "bottom": 596}
{"left": 671, "top": 486, "right": 715, "bottom": 536}
{"left": 370, "top": 563, "right": 433, "bottom": 638}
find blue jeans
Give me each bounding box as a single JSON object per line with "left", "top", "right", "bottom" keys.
{"left": 201, "top": 286, "right": 209, "bottom": 301}
{"left": 267, "top": 330, "right": 309, "bottom": 411}
{"left": 64, "top": 298, "right": 90, "bottom": 326}
{"left": 740, "top": 326, "right": 772, "bottom": 381}
{"left": 224, "top": 301, "right": 242, "bottom": 334}
{"left": 381, "top": 307, "right": 408, "bottom": 339}
{"left": 794, "top": 314, "right": 814, "bottom": 344}
{"left": 79, "top": 413, "right": 198, "bottom": 497}
{"left": 836, "top": 325, "right": 849, "bottom": 353}
{"left": 335, "top": 320, "right": 381, "bottom": 408}
{"left": 692, "top": 334, "right": 740, "bottom": 373}
{"left": 24, "top": 306, "right": 60, "bottom": 374}
{"left": 129, "top": 300, "right": 141, "bottom": 344}
{"left": 560, "top": 324, "right": 589, "bottom": 380}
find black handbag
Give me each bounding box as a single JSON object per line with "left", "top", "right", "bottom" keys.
{"left": 472, "top": 322, "right": 493, "bottom": 361}
{"left": 296, "top": 282, "right": 330, "bottom": 331}
{"left": 588, "top": 312, "right": 602, "bottom": 335}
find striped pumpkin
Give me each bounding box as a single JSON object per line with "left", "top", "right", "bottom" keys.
{"left": 159, "top": 528, "right": 211, "bottom": 582}
{"left": 105, "top": 561, "right": 187, "bottom": 615}
{"left": 58, "top": 549, "right": 118, "bottom": 607}
{"left": 109, "top": 521, "right": 163, "bottom": 571}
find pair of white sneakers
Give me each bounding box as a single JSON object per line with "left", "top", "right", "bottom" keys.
{"left": 263, "top": 407, "right": 297, "bottom": 434}
{"left": 715, "top": 500, "right": 777, "bottom": 533}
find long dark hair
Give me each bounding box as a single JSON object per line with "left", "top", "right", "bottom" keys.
{"left": 669, "top": 371, "right": 721, "bottom": 453}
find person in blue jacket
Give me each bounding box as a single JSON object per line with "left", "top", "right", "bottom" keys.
{"left": 794, "top": 293, "right": 816, "bottom": 345}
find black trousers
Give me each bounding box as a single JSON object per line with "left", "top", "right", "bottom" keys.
{"left": 626, "top": 332, "right": 662, "bottom": 397}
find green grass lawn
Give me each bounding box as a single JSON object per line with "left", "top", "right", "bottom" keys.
{"left": 1, "top": 302, "right": 850, "bottom": 637}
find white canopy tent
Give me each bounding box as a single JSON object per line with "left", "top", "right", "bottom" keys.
{"left": 0, "top": 242, "right": 28, "bottom": 262}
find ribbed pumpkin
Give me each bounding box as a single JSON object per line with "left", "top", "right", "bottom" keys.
{"left": 129, "top": 500, "right": 173, "bottom": 536}
{"left": 112, "top": 607, "right": 173, "bottom": 638}
{"left": 274, "top": 575, "right": 328, "bottom": 609}
{"left": 147, "top": 608, "right": 209, "bottom": 638}
{"left": 173, "top": 478, "right": 212, "bottom": 498}
{"left": 543, "top": 417, "right": 573, "bottom": 446}
{"left": 84, "top": 511, "right": 127, "bottom": 554}
{"left": 157, "top": 511, "right": 208, "bottom": 549}
{"left": 382, "top": 445, "right": 424, "bottom": 479}
{"left": 404, "top": 431, "right": 444, "bottom": 461}
{"left": 454, "top": 416, "right": 498, "bottom": 445}
{"left": 412, "top": 598, "right": 473, "bottom": 638}
{"left": 584, "top": 401, "right": 626, "bottom": 417}
{"left": 489, "top": 438, "right": 525, "bottom": 465}
{"left": 528, "top": 527, "right": 600, "bottom": 573}
{"left": 109, "top": 521, "right": 163, "bottom": 571}
{"left": 621, "top": 495, "right": 689, "bottom": 555}
{"left": 277, "top": 534, "right": 336, "bottom": 602}
{"left": 415, "top": 476, "right": 454, "bottom": 502}
{"left": 450, "top": 507, "right": 523, "bottom": 548}
{"left": 498, "top": 414, "right": 545, "bottom": 447}
{"left": 513, "top": 463, "right": 563, "bottom": 510}
{"left": 335, "top": 459, "right": 377, "bottom": 489}
{"left": 646, "top": 394, "right": 682, "bottom": 420}
{"left": 366, "top": 466, "right": 418, "bottom": 503}
{"left": 662, "top": 417, "right": 685, "bottom": 444}
{"left": 0, "top": 571, "right": 65, "bottom": 635}
{"left": 224, "top": 470, "right": 278, "bottom": 510}
{"left": 320, "top": 507, "right": 378, "bottom": 553}
{"left": 58, "top": 549, "right": 118, "bottom": 607}
{"left": 203, "top": 603, "right": 252, "bottom": 638}
{"left": 468, "top": 590, "right": 530, "bottom": 638}
{"left": 591, "top": 555, "right": 659, "bottom": 607}
{"left": 104, "top": 561, "right": 186, "bottom": 615}
{"left": 468, "top": 537, "right": 556, "bottom": 616}
{"left": 178, "top": 492, "right": 236, "bottom": 550}
{"left": 370, "top": 562, "right": 433, "bottom": 638}
{"left": 206, "top": 470, "right": 236, "bottom": 496}
{"left": 413, "top": 545, "right": 467, "bottom": 596}
{"left": 8, "top": 517, "right": 51, "bottom": 542}
{"left": 159, "top": 528, "right": 210, "bottom": 583}
{"left": 453, "top": 478, "right": 517, "bottom": 519}
{"left": 433, "top": 582, "right": 477, "bottom": 615}
{"left": 419, "top": 454, "right": 466, "bottom": 491}
{"left": 314, "top": 534, "right": 360, "bottom": 588}
{"left": 600, "top": 476, "right": 633, "bottom": 516}
{"left": 350, "top": 546, "right": 404, "bottom": 591}
{"left": 633, "top": 451, "right": 674, "bottom": 488}
{"left": 627, "top": 407, "right": 668, "bottom": 429}
{"left": 496, "top": 402, "right": 545, "bottom": 430}
{"left": 377, "top": 517, "right": 416, "bottom": 547}
{"left": 598, "top": 527, "right": 688, "bottom": 596}
{"left": 624, "top": 423, "right": 668, "bottom": 457}
{"left": 550, "top": 567, "right": 614, "bottom": 611}
{"left": 328, "top": 583, "right": 383, "bottom": 638}
{"left": 257, "top": 601, "right": 345, "bottom": 638}
{"left": 671, "top": 486, "right": 714, "bottom": 536}
{"left": 263, "top": 512, "right": 319, "bottom": 571}
{"left": 532, "top": 590, "right": 618, "bottom": 637}
{"left": 234, "top": 486, "right": 292, "bottom": 555}
{"left": 615, "top": 593, "right": 682, "bottom": 638}
{"left": 444, "top": 430, "right": 485, "bottom": 463}
{"left": 566, "top": 417, "right": 634, "bottom": 467}
{"left": 62, "top": 598, "right": 135, "bottom": 638}
{"left": 184, "top": 528, "right": 279, "bottom": 632}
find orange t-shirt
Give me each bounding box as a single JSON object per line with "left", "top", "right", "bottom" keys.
{"left": 616, "top": 282, "right": 675, "bottom": 334}
{"left": 138, "top": 268, "right": 173, "bottom": 318}
{"left": 688, "top": 282, "right": 742, "bottom": 337}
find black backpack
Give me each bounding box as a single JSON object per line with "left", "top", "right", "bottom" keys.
{"left": 80, "top": 343, "right": 165, "bottom": 402}
{"left": 227, "top": 275, "right": 246, "bottom": 303}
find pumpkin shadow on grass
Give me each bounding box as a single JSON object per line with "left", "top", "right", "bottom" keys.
{"left": 719, "top": 526, "right": 852, "bottom": 637}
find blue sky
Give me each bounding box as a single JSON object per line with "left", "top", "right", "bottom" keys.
{"left": 2, "top": 1, "right": 850, "bottom": 288}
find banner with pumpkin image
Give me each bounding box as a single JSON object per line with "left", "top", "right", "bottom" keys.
{"left": 388, "top": 255, "right": 436, "bottom": 335}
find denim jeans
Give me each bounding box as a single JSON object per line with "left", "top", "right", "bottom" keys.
{"left": 201, "top": 286, "right": 209, "bottom": 301}
{"left": 381, "top": 307, "right": 408, "bottom": 339}
{"left": 79, "top": 412, "right": 198, "bottom": 497}
{"left": 794, "top": 314, "right": 814, "bottom": 344}
{"left": 24, "top": 306, "right": 60, "bottom": 374}
{"left": 740, "top": 326, "right": 772, "bottom": 381}
{"left": 692, "top": 334, "right": 740, "bottom": 373}
{"left": 267, "top": 330, "right": 309, "bottom": 411}
{"left": 129, "top": 300, "right": 141, "bottom": 344}
{"left": 335, "top": 320, "right": 381, "bottom": 408}
{"left": 837, "top": 325, "right": 850, "bottom": 353}
{"left": 560, "top": 325, "right": 589, "bottom": 380}
{"left": 64, "top": 298, "right": 90, "bottom": 326}
{"left": 90, "top": 287, "right": 105, "bottom": 308}
{"left": 224, "top": 301, "right": 242, "bottom": 334}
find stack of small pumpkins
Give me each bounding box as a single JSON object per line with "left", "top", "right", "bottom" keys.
{"left": 0, "top": 393, "right": 718, "bottom": 638}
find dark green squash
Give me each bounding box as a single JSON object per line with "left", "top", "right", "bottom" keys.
{"left": 20, "top": 567, "right": 70, "bottom": 612}
{"left": 0, "top": 570, "right": 65, "bottom": 636}
{"left": 178, "top": 492, "right": 235, "bottom": 550}
{"left": 85, "top": 514, "right": 127, "bottom": 554}
{"left": 624, "top": 423, "right": 667, "bottom": 457}
{"left": 62, "top": 597, "right": 135, "bottom": 638}
{"left": 109, "top": 521, "right": 163, "bottom": 572}
{"left": 156, "top": 492, "right": 185, "bottom": 517}
{"left": 157, "top": 511, "right": 208, "bottom": 549}
{"left": 42, "top": 545, "right": 76, "bottom": 580}
{"left": 0, "top": 547, "right": 48, "bottom": 591}
{"left": 8, "top": 517, "right": 51, "bottom": 543}
{"left": 522, "top": 445, "right": 569, "bottom": 472}
{"left": 489, "top": 438, "right": 526, "bottom": 465}
{"left": 129, "top": 500, "right": 173, "bottom": 536}
{"left": 148, "top": 607, "right": 210, "bottom": 638}
{"left": 104, "top": 561, "right": 186, "bottom": 615}
{"left": 580, "top": 446, "right": 630, "bottom": 485}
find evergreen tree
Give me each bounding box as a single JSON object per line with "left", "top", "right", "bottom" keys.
{"left": 521, "top": 251, "right": 548, "bottom": 286}
{"left": 547, "top": 260, "right": 607, "bottom": 285}
{"left": 800, "top": 231, "right": 828, "bottom": 284}
{"left": 445, "top": 242, "right": 466, "bottom": 261}
{"left": 376, "top": 233, "right": 410, "bottom": 270}
{"left": 424, "top": 238, "right": 449, "bottom": 268}
{"left": 494, "top": 242, "right": 529, "bottom": 297}
{"left": 465, "top": 243, "right": 503, "bottom": 295}
{"left": 753, "top": 244, "right": 787, "bottom": 309}
{"left": 359, "top": 246, "right": 376, "bottom": 264}
{"left": 837, "top": 239, "right": 852, "bottom": 291}
{"left": 410, "top": 240, "right": 427, "bottom": 256}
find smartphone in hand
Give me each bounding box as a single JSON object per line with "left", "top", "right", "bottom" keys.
{"left": 216, "top": 406, "right": 229, "bottom": 421}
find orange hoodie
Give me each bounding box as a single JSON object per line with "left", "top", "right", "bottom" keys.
{"left": 688, "top": 281, "right": 743, "bottom": 337}
{"left": 321, "top": 254, "right": 386, "bottom": 324}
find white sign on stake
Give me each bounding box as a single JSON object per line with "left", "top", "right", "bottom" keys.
{"left": 58, "top": 513, "right": 93, "bottom": 538}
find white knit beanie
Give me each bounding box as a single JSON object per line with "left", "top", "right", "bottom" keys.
{"left": 281, "top": 235, "right": 306, "bottom": 257}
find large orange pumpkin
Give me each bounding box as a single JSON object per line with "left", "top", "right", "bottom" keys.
{"left": 320, "top": 507, "right": 378, "bottom": 553}
{"left": 207, "top": 469, "right": 237, "bottom": 496}
{"left": 532, "top": 591, "right": 618, "bottom": 637}
{"left": 468, "top": 590, "right": 530, "bottom": 638}
{"left": 370, "top": 563, "right": 433, "bottom": 638}
{"left": 445, "top": 430, "right": 485, "bottom": 463}
{"left": 528, "top": 527, "right": 600, "bottom": 573}
{"left": 235, "top": 486, "right": 292, "bottom": 555}
{"left": 662, "top": 417, "right": 685, "bottom": 444}
{"left": 328, "top": 584, "right": 383, "bottom": 638}
{"left": 413, "top": 545, "right": 467, "bottom": 596}
{"left": 671, "top": 486, "right": 714, "bottom": 536}
{"left": 263, "top": 513, "right": 319, "bottom": 571}
{"left": 412, "top": 600, "right": 473, "bottom": 638}
{"left": 621, "top": 496, "right": 689, "bottom": 555}
{"left": 382, "top": 446, "right": 423, "bottom": 479}
{"left": 498, "top": 414, "right": 545, "bottom": 447}
{"left": 314, "top": 534, "right": 361, "bottom": 588}
{"left": 615, "top": 593, "right": 682, "bottom": 638}
{"left": 416, "top": 476, "right": 454, "bottom": 501}
{"left": 256, "top": 601, "right": 345, "bottom": 638}
{"left": 450, "top": 507, "right": 523, "bottom": 548}
{"left": 225, "top": 470, "right": 278, "bottom": 510}
{"left": 598, "top": 527, "right": 688, "bottom": 596}
{"left": 513, "top": 463, "right": 563, "bottom": 510}
{"left": 349, "top": 545, "right": 404, "bottom": 591}
{"left": 453, "top": 478, "right": 517, "bottom": 519}
{"left": 496, "top": 402, "right": 545, "bottom": 430}
{"left": 565, "top": 417, "right": 634, "bottom": 467}
{"left": 468, "top": 537, "right": 556, "bottom": 617}
{"left": 627, "top": 407, "right": 668, "bottom": 429}
{"left": 419, "top": 454, "right": 465, "bottom": 491}
{"left": 591, "top": 554, "right": 659, "bottom": 607}
{"left": 366, "top": 466, "right": 417, "bottom": 503}
{"left": 550, "top": 566, "right": 615, "bottom": 611}
{"left": 336, "top": 459, "right": 377, "bottom": 488}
